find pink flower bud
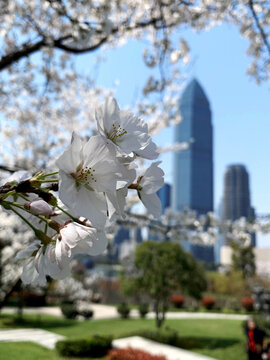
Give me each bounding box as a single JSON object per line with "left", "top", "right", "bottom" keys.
{"left": 29, "top": 199, "right": 53, "bottom": 216}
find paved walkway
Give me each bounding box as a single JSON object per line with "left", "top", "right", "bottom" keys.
{"left": 113, "top": 336, "right": 216, "bottom": 360}
{"left": 0, "top": 328, "right": 64, "bottom": 349}
{"left": 1, "top": 305, "right": 249, "bottom": 320}
{"left": 0, "top": 329, "right": 216, "bottom": 359}
{"left": 0, "top": 306, "right": 246, "bottom": 358}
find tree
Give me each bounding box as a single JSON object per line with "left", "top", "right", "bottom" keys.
{"left": 224, "top": 227, "right": 256, "bottom": 278}
{"left": 0, "top": 0, "right": 269, "bottom": 293}
{"left": 231, "top": 240, "right": 256, "bottom": 279}
{"left": 123, "top": 241, "right": 207, "bottom": 328}
{"left": 0, "top": 1, "right": 270, "bottom": 169}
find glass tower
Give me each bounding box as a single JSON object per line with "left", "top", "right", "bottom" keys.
{"left": 172, "top": 78, "right": 213, "bottom": 214}
{"left": 223, "top": 164, "right": 251, "bottom": 220}
{"left": 172, "top": 79, "right": 214, "bottom": 263}
{"left": 223, "top": 164, "right": 256, "bottom": 246}
{"left": 157, "top": 183, "right": 171, "bottom": 215}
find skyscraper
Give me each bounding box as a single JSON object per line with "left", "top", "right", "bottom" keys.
{"left": 157, "top": 183, "right": 171, "bottom": 215}
{"left": 172, "top": 78, "right": 214, "bottom": 263}
{"left": 172, "top": 78, "right": 213, "bottom": 214}
{"left": 222, "top": 164, "right": 256, "bottom": 246}
{"left": 223, "top": 164, "right": 252, "bottom": 220}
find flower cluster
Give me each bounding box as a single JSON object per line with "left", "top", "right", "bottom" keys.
{"left": 0, "top": 97, "right": 164, "bottom": 286}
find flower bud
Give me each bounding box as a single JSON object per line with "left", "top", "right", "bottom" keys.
{"left": 28, "top": 199, "right": 53, "bottom": 216}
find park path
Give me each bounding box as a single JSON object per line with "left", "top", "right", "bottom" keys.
{"left": 113, "top": 336, "right": 216, "bottom": 360}
{"left": 0, "top": 329, "right": 216, "bottom": 360}
{"left": 1, "top": 306, "right": 247, "bottom": 359}
{"left": 0, "top": 328, "right": 64, "bottom": 349}
{"left": 1, "top": 304, "right": 249, "bottom": 320}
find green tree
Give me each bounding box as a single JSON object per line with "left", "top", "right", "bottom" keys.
{"left": 230, "top": 240, "right": 256, "bottom": 279}
{"left": 122, "top": 241, "right": 207, "bottom": 328}
{"left": 208, "top": 270, "right": 249, "bottom": 297}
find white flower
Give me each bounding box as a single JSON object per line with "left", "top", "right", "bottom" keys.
{"left": 106, "top": 187, "right": 128, "bottom": 220}
{"left": 0, "top": 170, "right": 31, "bottom": 186}
{"left": 28, "top": 199, "right": 53, "bottom": 216}
{"left": 16, "top": 241, "right": 70, "bottom": 286}
{"left": 95, "top": 97, "right": 158, "bottom": 159}
{"left": 137, "top": 161, "right": 164, "bottom": 217}
{"left": 105, "top": 155, "right": 136, "bottom": 220}
{"left": 134, "top": 140, "right": 159, "bottom": 160}
{"left": 56, "top": 133, "right": 129, "bottom": 227}
{"left": 55, "top": 222, "right": 108, "bottom": 268}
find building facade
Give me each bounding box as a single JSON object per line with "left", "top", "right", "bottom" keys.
{"left": 172, "top": 78, "right": 213, "bottom": 214}
{"left": 222, "top": 164, "right": 256, "bottom": 246}
{"left": 223, "top": 164, "right": 252, "bottom": 220}
{"left": 157, "top": 183, "right": 171, "bottom": 215}
{"left": 172, "top": 78, "right": 214, "bottom": 263}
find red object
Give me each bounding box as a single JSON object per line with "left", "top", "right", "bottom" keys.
{"left": 107, "top": 347, "right": 167, "bottom": 360}
{"left": 248, "top": 329, "right": 257, "bottom": 352}
{"left": 201, "top": 296, "right": 216, "bottom": 310}
{"left": 171, "top": 295, "right": 185, "bottom": 308}
{"left": 241, "top": 297, "right": 254, "bottom": 312}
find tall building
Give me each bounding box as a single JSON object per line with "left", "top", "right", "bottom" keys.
{"left": 223, "top": 164, "right": 252, "bottom": 220}
{"left": 172, "top": 78, "right": 214, "bottom": 263}
{"left": 157, "top": 183, "right": 171, "bottom": 215}
{"left": 222, "top": 164, "right": 256, "bottom": 246}
{"left": 172, "top": 78, "right": 213, "bottom": 214}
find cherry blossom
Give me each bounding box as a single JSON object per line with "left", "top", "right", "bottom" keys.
{"left": 56, "top": 133, "right": 129, "bottom": 227}
{"left": 55, "top": 222, "right": 107, "bottom": 269}
{"left": 16, "top": 241, "right": 70, "bottom": 286}
{"left": 95, "top": 97, "right": 158, "bottom": 159}
{"left": 28, "top": 199, "right": 53, "bottom": 216}
{"left": 137, "top": 161, "right": 165, "bottom": 217}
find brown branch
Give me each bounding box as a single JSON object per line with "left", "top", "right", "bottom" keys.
{"left": 0, "top": 10, "right": 180, "bottom": 70}
{"left": 248, "top": 0, "right": 270, "bottom": 57}
{"left": 0, "top": 39, "right": 45, "bottom": 71}
{"left": 54, "top": 36, "right": 108, "bottom": 53}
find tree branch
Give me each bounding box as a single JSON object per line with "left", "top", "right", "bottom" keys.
{"left": 0, "top": 12, "right": 178, "bottom": 70}
{"left": 0, "top": 39, "right": 45, "bottom": 71}
{"left": 248, "top": 0, "right": 270, "bottom": 57}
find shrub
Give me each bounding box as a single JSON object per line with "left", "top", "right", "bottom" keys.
{"left": 117, "top": 303, "right": 130, "bottom": 319}
{"left": 241, "top": 297, "right": 254, "bottom": 312}
{"left": 139, "top": 303, "right": 149, "bottom": 318}
{"left": 201, "top": 296, "right": 216, "bottom": 310}
{"left": 79, "top": 309, "right": 94, "bottom": 320}
{"left": 125, "top": 329, "right": 180, "bottom": 347}
{"left": 56, "top": 335, "right": 112, "bottom": 357}
{"left": 107, "top": 347, "right": 167, "bottom": 360}
{"left": 60, "top": 303, "right": 79, "bottom": 319}
{"left": 171, "top": 295, "right": 185, "bottom": 308}
{"left": 225, "top": 297, "right": 242, "bottom": 312}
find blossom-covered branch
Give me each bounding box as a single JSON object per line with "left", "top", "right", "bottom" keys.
{"left": 0, "top": 97, "right": 165, "bottom": 286}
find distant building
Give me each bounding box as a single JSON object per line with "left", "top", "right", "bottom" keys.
{"left": 112, "top": 226, "right": 143, "bottom": 259}
{"left": 157, "top": 183, "right": 171, "bottom": 215}
{"left": 220, "top": 246, "right": 270, "bottom": 277}
{"left": 222, "top": 164, "right": 256, "bottom": 246}
{"left": 223, "top": 164, "right": 252, "bottom": 220}
{"left": 172, "top": 78, "right": 214, "bottom": 263}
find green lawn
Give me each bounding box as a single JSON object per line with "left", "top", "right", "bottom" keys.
{"left": 0, "top": 313, "right": 247, "bottom": 360}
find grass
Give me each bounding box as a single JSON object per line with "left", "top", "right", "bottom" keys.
{"left": 0, "top": 342, "right": 60, "bottom": 360}
{"left": 0, "top": 313, "right": 247, "bottom": 360}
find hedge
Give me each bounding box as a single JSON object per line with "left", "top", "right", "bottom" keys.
{"left": 56, "top": 335, "right": 112, "bottom": 357}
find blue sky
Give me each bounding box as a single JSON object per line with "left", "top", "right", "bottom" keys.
{"left": 77, "top": 23, "right": 270, "bottom": 246}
